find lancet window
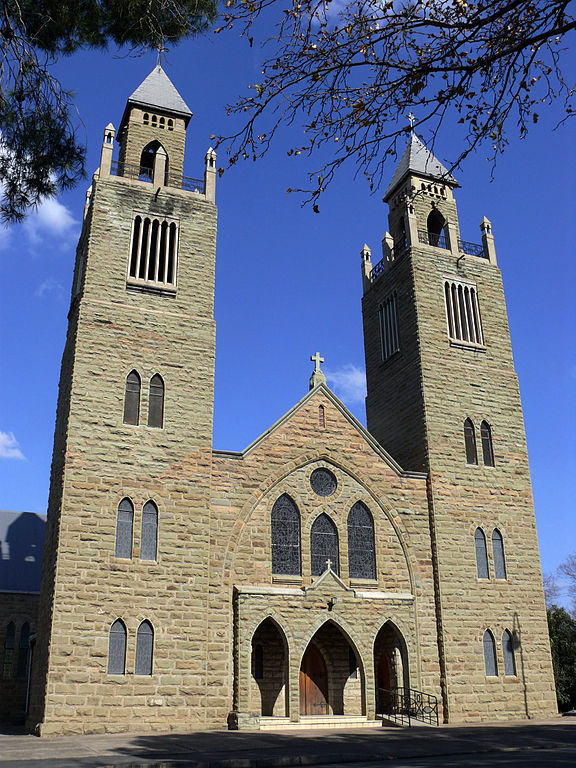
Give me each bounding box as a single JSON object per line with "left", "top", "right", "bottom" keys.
{"left": 135, "top": 621, "right": 154, "bottom": 675}
{"left": 141, "top": 501, "right": 158, "bottom": 561}
{"left": 311, "top": 513, "right": 339, "bottom": 576}
{"left": 474, "top": 528, "right": 489, "bottom": 579}
{"left": 271, "top": 494, "right": 301, "bottom": 576}
{"left": 492, "top": 529, "right": 507, "bottom": 580}
{"left": 481, "top": 421, "right": 495, "bottom": 466}
{"left": 502, "top": 630, "right": 517, "bottom": 676}
{"left": 115, "top": 498, "right": 134, "bottom": 559}
{"left": 108, "top": 620, "right": 127, "bottom": 675}
{"left": 347, "top": 502, "right": 376, "bottom": 580}
{"left": 483, "top": 630, "right": 498, "bottom": 676}
{"left": 128, "top": 215, "right": 178, "bottom": 289}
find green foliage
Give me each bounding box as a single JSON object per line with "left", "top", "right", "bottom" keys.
{"left": 547, "top": 606, "right": 576, "bottom": 712}
{"left": 0, "top": 0, "right": 218, "bottom": 222}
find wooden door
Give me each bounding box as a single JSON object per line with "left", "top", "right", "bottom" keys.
{"left": 299, "top": 643, "right": 328, "bottom": 715}
{"left": 376, "top": 654, "right": 391, "bottom": 714}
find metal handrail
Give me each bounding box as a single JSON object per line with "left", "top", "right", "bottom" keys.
{"left": 165, "top": 173, "right": 204, "bottom": 193}
{"left": 377, "top": 686, "right": 439, "bottom": 727}
{"left": 111, "top": 160, "right": 153, "bottom": 183}
{"left": 418, "top": 229, "right": 449, "bottom": 249}
{"left": 458, "top": 239, "right": 487, "bottom": 258}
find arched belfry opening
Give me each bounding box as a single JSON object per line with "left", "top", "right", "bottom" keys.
{"left": 427, "top": 208, "right": 449, "bottom": 248}
{"left": 299, "top": 621, "right": 365, "bottom": 717}
{"left": 139, "top": 141, "right": 168, "bottom": 184}
{"left": 250, "top": 618, "right": 289, "bottom": 717}
{"left": 374, "top": 621, "right": 409, "bottom": 716}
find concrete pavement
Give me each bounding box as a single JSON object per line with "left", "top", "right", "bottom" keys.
{"left": 0, "top": 718, "right": 575, "bottom": 767}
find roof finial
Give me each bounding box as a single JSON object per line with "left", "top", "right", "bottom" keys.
{"left": 156, "top": 37, "right": 169, "bottom": 68}
{"left": 407, "top": 111, "right": 416, "bottom": 134}
{"left": 309, "top": 352, "right": 326, "bottom": 390}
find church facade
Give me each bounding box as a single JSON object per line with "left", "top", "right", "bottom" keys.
{"left": 7, "top": 67, "right": 556, "bottom": 734}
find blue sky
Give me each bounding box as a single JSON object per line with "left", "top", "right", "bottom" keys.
{"left": 0, "top": 21, "right": 574, "bottom": 603}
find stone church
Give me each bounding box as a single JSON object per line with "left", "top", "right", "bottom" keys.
{"left": 2, "top": 66, "right": 558, "bottom": 734}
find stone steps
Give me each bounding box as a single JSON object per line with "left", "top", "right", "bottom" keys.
{"left": 260, "top": 715, "right": 383, "bottom": 730}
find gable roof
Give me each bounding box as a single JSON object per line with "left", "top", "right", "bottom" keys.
{"left": 213, "top": 383, "right": 425, "bottom": 479}
{"left": 384, "top": 133, "right": 458, "bottom": 200}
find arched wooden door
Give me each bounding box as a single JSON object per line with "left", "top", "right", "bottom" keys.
{"left": 299, "top": 643, "right": 328, "bottom": 715}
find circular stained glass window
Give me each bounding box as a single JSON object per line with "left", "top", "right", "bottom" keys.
{"left": 310, "top": 468, "right": 337, "bottom": 497}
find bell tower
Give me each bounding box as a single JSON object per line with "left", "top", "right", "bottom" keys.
{"left": 29, "top": 67, "right": 218, "bottom": 734}
{"left": 360, "top": 133, "right": 557, "bottom": 722}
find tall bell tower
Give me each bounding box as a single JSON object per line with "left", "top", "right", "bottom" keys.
{"left": 361, "top": 132, "right": 557, "bottom": 721}
{"left": 29, "top": 67, "right": 218, "bottom": 734}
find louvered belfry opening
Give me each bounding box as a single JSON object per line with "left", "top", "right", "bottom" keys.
{"left": 129, "top": 215, "right": 178, "bottom": 287}
{"left": 444, "top": 280, "right": 483, "bottom": 345}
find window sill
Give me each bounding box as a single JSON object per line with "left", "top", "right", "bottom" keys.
{"left": 449, "top": 339, "right": 486, "bottom": 352}
{"left": 272, "top": 575, "right": 303, "bottom": 585}
{"left": 350, "top": 579, "right": 379, "bottom": 588}
{"left": 126, "top": 279, "right": 177, "bottom": 296}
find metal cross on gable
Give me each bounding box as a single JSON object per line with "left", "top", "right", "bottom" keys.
{"left": 325, "top": 558, "right": 333, "bottom": 571}
{"left": 156, "top": 40, "right": 169, "bottom": 67}
{"left": 310, "top": 352, "right": 324, "bottom": 373}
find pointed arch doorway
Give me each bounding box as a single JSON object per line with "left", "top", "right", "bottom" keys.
{"left": 299, "top": 642, "right": 328, "bottom": 715}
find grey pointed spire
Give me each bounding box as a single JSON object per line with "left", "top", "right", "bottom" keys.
{"left": 126, "top": 66, "right": 192, "bottom": 122}
{"left": 384, "top": 133, "right": 458, "bottom": 200}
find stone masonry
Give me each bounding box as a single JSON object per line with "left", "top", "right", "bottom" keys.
{"left": 5, "top": 72, "right": 556, "bottom": 734}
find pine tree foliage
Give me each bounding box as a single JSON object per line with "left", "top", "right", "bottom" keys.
{"left": 547, "top": 606, "right": 576, "bottom": 712}
{"left": 218, "top": 0, "right": 576, "bottom": 208}
{"left": 0, "top": 0, "right": 218, "bottom": 222}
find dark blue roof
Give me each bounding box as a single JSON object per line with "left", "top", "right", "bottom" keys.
{"left": 0, "top": 511, "right": 45, "bottom": 593}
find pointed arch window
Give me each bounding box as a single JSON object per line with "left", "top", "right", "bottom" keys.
{"left": 135, "top": 621, "right": 154, "bottom": 675}
{"left": 311, "top": 513, "right": 339, "bottom": 576}
{"left": 128, "top": 214, "right": 178, "bottom": 290}
{"left": 139, "top": 141, "right": 160, "bottom": 182}
{"left": 141, "top": 501, "right": 158, "bottom": 561}
{"left": 474, "top": 528, "right": 489, "bottom": 579}
{"left": 123, "top": 370, "right": 141, "bottom": 425}
{"left": 347, "top": 502, "right": 376, "bottom": 580}
{"left": 148, "top": 375, "right": 164, "bottom": 428}
{"left": 502, "top": 630, "right": 517, "bottom": 676}
{"left": 481, "top": 421, "right": 495, "bottom": 466}
{"left": 271, "top": 494, "right": 301, "bottom": 576}
{"left": 464, "top": 418, "right": 478, "bottom": 465}
{"left": 115, "top": 498, "right": 134, "bottom": 559}
{"left": 2, "top": 622, "right": 16, "bottom": 679}
{"left": 426, "top": 209, "right": 449, "bottom": 249}
{"left": 492, "top": 529, "right": 507, "bottom": 580}
{"left": 16, "top": 622, "right": 30, "bottom": 679}
{"left": 108, "top": 620, "right": 127, "bottom": 675}
{"left": 483, "top": 630, "right": 498, "bottom": 676}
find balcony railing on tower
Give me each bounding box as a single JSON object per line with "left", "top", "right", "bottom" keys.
{"left": 110, "top": 161, "right": 204, "bottom": 194}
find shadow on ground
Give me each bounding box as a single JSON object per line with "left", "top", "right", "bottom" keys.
{"left": 106, "top": 722, "right": 576, "bottom": 764}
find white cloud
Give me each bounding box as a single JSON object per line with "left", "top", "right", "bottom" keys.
{"left": 35, "top": 277, "right": 66, "bottom": 301}
{"left": 0, "top": 431, "right": 25, "bottom": 460}
{"left": 23, "top": 196, "right": 78, "bottom": 246}
{"left": 325, "top": 364, "right": 367, "bottom": 404}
